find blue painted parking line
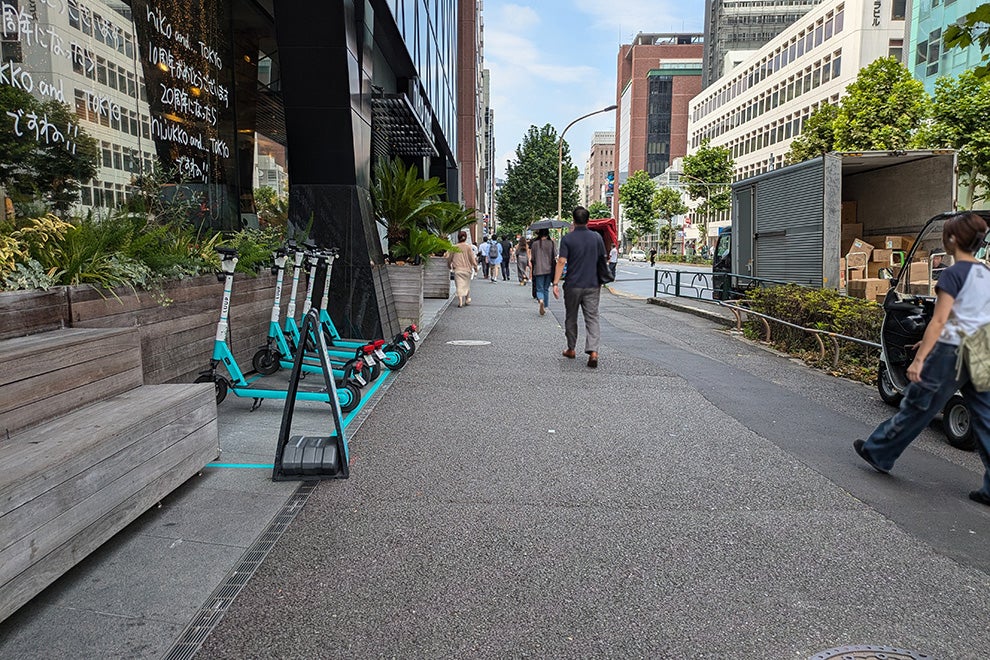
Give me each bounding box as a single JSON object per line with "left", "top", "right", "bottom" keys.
{"left": 205, "top": 463, "right": 275, "bottom": 469}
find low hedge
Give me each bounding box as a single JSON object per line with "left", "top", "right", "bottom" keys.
{"left": 742, "top": 284, "right": 884, "bottom": 383}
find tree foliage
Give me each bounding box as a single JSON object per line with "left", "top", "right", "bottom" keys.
{"left": 923, "top": 70, "right": 990, "bottom": 207}
{"left": 944, "top": 4, "right": 990, "bottom": 80}
{"left": 653, "top": 186, "right": 688, "bottom": 255}
{"left": 618, "top": 170, "right": 657, "bottom": 239}
{"left": 371, "top": 158, "right": 455, "bottom": 263}
{"left": 682, "top": 139, "right": 733, "bottom": 218}
{"left": 0, "top": 86, "right": 98, "bottom": 213}
{"left": 587, "top": 199, "right": 610, "bottom": 218}
{"left": 832, "top": 57, "right": 930, "bottom": 151}
{"left": 785, "top": 103, "right": 838, "bottom": 164}
{"left": 495, "top": 124, "right": 578, "bottom": 237}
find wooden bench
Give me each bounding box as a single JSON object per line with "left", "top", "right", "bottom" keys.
{"left": 0, "top": 327, "right": 219, "bottom": 622}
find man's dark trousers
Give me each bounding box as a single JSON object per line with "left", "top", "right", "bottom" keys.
{"left": 563, "top": 286, "right": 601, "bottom": 354}
{"left": 501, "top": 261, "right": 510, "bottom": 280}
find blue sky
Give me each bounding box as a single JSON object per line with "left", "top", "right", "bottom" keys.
{"left": 484, "top": 1, "right": 704, "bottom": 180}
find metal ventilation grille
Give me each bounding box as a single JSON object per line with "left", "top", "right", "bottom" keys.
{"left": 162, "top": 482, "right": 317, "bottom": 660}
{"left": 372, "top": 94, "right": 439, "bottom": 157}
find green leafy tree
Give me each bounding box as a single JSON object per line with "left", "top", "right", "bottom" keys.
{"left": 587, "top": 199, "right": 611, "bottom": 218}
{"left": 785, "top": 103, "right": 838, "bottom": 164}
{"left": 832, "top": 57, "right": 930, "bottom": 151}
{"left": 922, "top": 70, "right": 990, "bottom": 207}
{"left": 944, "top": 5, "right": 990, "bottom": 80}
{"left": 653, "top": 186, "right": 688, "bottom": 255}
{"left": 254, "top": 185, "right": 289, "bottom": 231}
{"left": 0, "top": 86, "right": 98, "bottom": 213}
{"left": 495, "top": 124, "right": 578, "bottom": 236}
{"left": 682, "top": 139, "right": 733, "bottom": 222}
{"left": 618, "top": 170, "right": 657, "bottom": 241}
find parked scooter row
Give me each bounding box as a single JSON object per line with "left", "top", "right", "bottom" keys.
{"left": 195, "top": 243, "right": 419, "bottom": 417}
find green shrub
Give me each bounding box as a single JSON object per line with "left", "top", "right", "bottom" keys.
{"left": 743, "top": 284, "right": 884, "bottom": 383}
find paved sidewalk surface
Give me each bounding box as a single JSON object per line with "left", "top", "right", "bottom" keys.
{"left": 3, "top": 277, "right": 990, "bottom": 659}
{"left": 196, "top": 279, "right": 990, "bottom": 659}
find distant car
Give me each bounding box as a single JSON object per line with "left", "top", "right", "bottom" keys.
{"left": 628, "top": 249, "right": 646, "bottom": 262}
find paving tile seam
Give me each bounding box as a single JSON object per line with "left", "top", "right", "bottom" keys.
{"left": 59, "top": 604, "right": 177, "bottom": 624}
{"left": 135, "top": 531, "right": 252, "bottom": 550}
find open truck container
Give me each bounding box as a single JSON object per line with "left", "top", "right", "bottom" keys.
{"left": 715, "top": 150, "right": 957, "bottom": 295}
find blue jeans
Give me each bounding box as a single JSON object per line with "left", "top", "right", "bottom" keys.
{"left": 864, "top": 342, "right": 990, "bottom": 495}
{"left": 534, "top": 273, "right": 552, "bottom": 306}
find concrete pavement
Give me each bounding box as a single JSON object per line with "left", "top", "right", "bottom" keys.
{"left": 2, "top": 273, "right": 988, "bottom": 658}
{"left": 194, "top": 278, "right": 990, "bottom": 659}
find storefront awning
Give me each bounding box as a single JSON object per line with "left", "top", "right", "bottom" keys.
{"left": 372, "top": 93, "right": 438, "bottom": 157}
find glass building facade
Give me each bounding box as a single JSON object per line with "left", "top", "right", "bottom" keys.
{"left": 1, "top": 0, "right": 462, "bottom": 337}
{"left": 907, "top": 0, "right": 982, "bottom": 93}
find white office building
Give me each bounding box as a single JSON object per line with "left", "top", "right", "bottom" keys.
{"left": 688, "top": 0, "right": 906, "bottom": 180}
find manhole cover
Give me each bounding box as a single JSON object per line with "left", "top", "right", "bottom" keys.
{"left": 446, "top": 340, "right": 491, "bottom": 346}
{"left": 809, "top": 645, "right": 936, "bottom": 660}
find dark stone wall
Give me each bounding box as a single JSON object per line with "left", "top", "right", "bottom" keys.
{"left": 273, "top": 0, "right": 398, "bottom": 339}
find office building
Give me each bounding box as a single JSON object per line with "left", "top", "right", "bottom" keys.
{"left": 613, "top": 32, "right": 703, "bottom": 220}
{"left": 4, "top": 0, "right": 467, "bottom": 339}
{"left": 689, "top": 0, "right": 906, "bottom": 181}
{"left": 458, "top": 0, "right": 484, "bottom": 239}
{"left": 906, "top": 0, "right": 979, "bottom": 93}
{"left": 584, "top": 130, "right": 614, "bottom": 208}
{"left": 702, "top": 0, "right": 822, "bottom": 87}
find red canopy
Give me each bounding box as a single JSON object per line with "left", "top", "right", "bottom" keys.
{"left": 587, "top": 218, "right": 619, "bottom": 251}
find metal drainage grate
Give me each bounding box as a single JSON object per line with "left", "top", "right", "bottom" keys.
{"left": 809, "top": 645, "right": 937, "bottom": 660}
{"left": 162, "top": 482, "right": 317, "bottom": 660}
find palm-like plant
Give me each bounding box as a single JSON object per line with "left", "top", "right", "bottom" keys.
{"left": 429, "top": 203, "right": 477, "bottom": 238}
{"left": 371, "top": 157, "right": 457, "bottom": 263}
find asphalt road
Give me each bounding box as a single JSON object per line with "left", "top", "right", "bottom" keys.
{"left": 197, "top": 280, "right": 990, "bottom": 659}
{"left": 611, "top": 259, "right": 714, "bottom": 300}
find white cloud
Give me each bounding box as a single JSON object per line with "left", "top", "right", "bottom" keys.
{"left": 494, "top": 3, "right": 541, "bottom": 31}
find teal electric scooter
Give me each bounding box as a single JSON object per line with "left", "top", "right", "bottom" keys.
{"left": 194, "top": 247, "right": 362, "bottom": 413}
{"left": 251, "top": 246, "right": 379, "bottom": 383}
{"left": 307, "top": 247, "right": 408, "bottom": 371}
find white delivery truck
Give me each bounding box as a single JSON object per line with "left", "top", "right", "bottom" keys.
{"left": 712, "top": 150, "right": 957, "bottom": 297}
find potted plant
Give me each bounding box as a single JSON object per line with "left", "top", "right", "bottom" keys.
{"left": 422, "top": 203, "right": 476, "bottom": 299}
{"left": 372, "top": 158, "right": 458, "bottom": 323}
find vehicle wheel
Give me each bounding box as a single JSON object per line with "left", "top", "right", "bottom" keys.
{"left": 942, "top": 395, "right": 975, "bottom": 451}
{"left": 394, "top": 334, "right": 416, "bottom": 358}
{"left": 252, "top": 348, "right": 281, "bottom": 375}
{"left": 365, "top": 359, "right": 382, "bottom": 382}
{"left": 195, "top": 373, "right": 228, "bottom": 404}
{"left": 337, "top": 382, "right": 361, "bottom": 414}
{"left": 877, "top": 363, "right": 903, "bottom": 406}
{"left": 382, "top": 345, "right": 407, "bottom": 371}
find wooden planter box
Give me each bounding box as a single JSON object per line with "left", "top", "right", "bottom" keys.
{"left": 423, "top": 255, "right": 451, "bottom": 299}
{"left": 0, "top": 272, "right": 278, "bottom": 385}
{"left": 386, "top": 263, "right": 424, "bottom": 329}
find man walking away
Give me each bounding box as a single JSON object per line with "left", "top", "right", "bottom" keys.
{"left": 479, "top": 236, "right": 491, "bottom": 280}
{"left": 649, "top": 247, "right": 657, "bottom": 268}
{"left": 553, "top": 206, "right": 605, "bottom": 368}
{"left": 530, "top": 228, "right": 556, "bottom": 315}
{"left": 500, "top": 235, "right": 513, "bottom": 281}
{"left": 608, "top": 242, "right": 619, "bottom": 279}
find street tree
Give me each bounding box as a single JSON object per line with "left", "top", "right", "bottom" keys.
{"left": 653, "top": 186, "right": 687, "bottom": 255}
{"left": 495, "top": 124, "right": 578, "bottom": 237}
{"left": 924, "top": 70, "right": 990, "bottom": 207}
{"left": 618, "top": 170, "right": 657, "bottom": 243}
{"left": 587, "top": 200, "right": 610, "bottom": 218}
{"left": 832, "top": 57, "right": 930, "bottom": 151}
{"left": 785, "top": 103, "right": 838, "bottom": 164}
{"left": 944, "top": 4, "right": 990, "bottom": 80}
{"left": 682, "top": 139, "right": 733, "bottom": 245}
{"left": 0, "top": 86, "right": 98, "bottom": 213}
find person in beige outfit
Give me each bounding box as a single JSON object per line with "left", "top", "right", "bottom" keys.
{"left": 447, "top": 231, "right": 478, "bottom": 307}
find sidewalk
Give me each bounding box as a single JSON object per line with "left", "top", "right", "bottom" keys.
{"left": 4, "top": 276, "right": 990, "bottom": 658}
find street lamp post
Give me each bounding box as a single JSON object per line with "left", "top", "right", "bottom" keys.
{"left": 557, "top": 105, "right": 617, "bottom": 222}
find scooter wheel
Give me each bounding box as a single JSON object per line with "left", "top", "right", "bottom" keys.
{"left": 394, "top": 334, "right": 415, "bottom": 358}
{"left": 195, "top": 374, "right": 228, "bottom": 404}
{"left": 382, "top": 345, "right": 407, "bottom": 371}
{"left": 252, "top": 348, "right": 281, "bottom": 375}
{"left": 942, "top": 395, "right": 975, "bottom": 451}
{"left": 876, "top": 363, "right": 903, "bottom": 406}
{"left": 337, "top": 382, "right": 361, "bottom": 414}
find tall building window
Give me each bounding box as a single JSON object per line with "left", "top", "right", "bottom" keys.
{"left": 889, "top": 39, "right": 904, "bottom": 62}
{"left": 646, "top": 76, "right": 673, "bottom": 176}
{"left": 892, "top": 0, "right": 906, "bottom": 20}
